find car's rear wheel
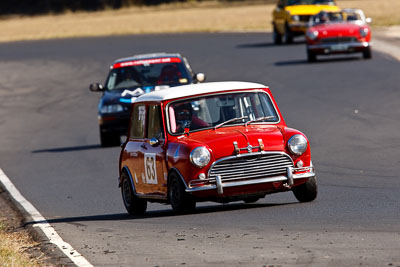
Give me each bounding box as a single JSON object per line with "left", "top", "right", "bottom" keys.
{"left": 100, "top": 129, "right": 120, "bottom": 147}
{"left": 284, "top": 23, "right": 293, "bottom": 44}
{"left": 363, "top": 47, "right": 372, "bottom": 59}
{"left": 292, "top": 176, "right": 318, "bottom": 202}
{"left": 169, "top": 172, "right": 196, "bottom": 213}
{"left": 273, "top": 24, "right": 282, "bottom": 44}
{"left": 121, "top": 172, "right": 147, "bottom": 215}
{"left": 307, "top": 50, "right": 317, "bottom": 62}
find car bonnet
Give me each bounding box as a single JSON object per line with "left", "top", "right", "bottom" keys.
{"left": 176, "top": 125, "right": 286, "bottom": 161}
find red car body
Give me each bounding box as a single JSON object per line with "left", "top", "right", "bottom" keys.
{"left": 306, "top": 9, "right": 372, "bottom": 61}
{"left": 118, "top": 81, "right": 317, "bottom": 214}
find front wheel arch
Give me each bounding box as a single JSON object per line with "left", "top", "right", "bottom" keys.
{"left": 166, "top": 168, "right": 188, "bottom": 202}
{"left": 167, "top": 169, "right": 196, "bottom": 213}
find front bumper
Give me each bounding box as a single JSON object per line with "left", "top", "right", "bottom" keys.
{"left": 288, "top": 22, "right": 309, "bottom": 34}
{"left": 186, "top": 166, "right": 315, "bottom": 195}
{"left": 308, "top": 41, "right": 371, "bottom": 55}
{"left": 99, "top": 114, "right": 130, "bottom": 134}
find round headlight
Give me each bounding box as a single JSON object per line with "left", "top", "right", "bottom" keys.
{"left": 288, "top": 134, "right": 308, "bottom": 156}
{"left": 360, "top": 27, "right": 369, "bottom": 37}
{"left": 292, "top": 15, "right": 300, "bottom": 21}
{"left": 190, "top": 147, "right": 211, "bottom": 168}
{"left": 306, "top": 30, "right": 319, "bottom": 40}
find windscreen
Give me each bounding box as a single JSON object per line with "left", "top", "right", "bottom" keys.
{"left": 311, "top": 11, "right": 344, "bottom": 25}
{"left": 168, "top": 91, "right": 279, "bottom": 134}
{"left": 287, "top": 0, "right": 335, "bottom": 5}
{"left": 344, "top": 11, "right": 362, "bottom": 21}
{"left": 106, "top": 57, "right": 191, "bottom": 91}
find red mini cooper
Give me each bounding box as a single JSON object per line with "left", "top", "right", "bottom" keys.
{"left": 119, "top": 81, "right": 317, "bottom": 214}
{"left": 306, "top": 9, "right": 372, "bottom": 62}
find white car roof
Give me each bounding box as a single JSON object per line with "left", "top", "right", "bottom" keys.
{"left": 134, "top": 81, "right": 268, "bottom": 103}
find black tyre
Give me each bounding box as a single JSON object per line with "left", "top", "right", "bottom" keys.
{"left": 243, "top": 197, "right": 260, "bottom": 204}
{"left": 292, "top": 176, "right": 318, "bottom": 202}
{"left": 284, "top": 24, "right": 293, "bottom": 44}
{"left": 100, "top": 129, "right": 120, "bottom": 147}
{"left": 121, "top": 172, "right": 147, "bottom": 215}
{"left": 273, "top": 24, "right": 282, "bottom": 45}
{"left": 169, "top": 172, "right": 196, "bottom": 213}
{"left": 363, "top": 47, "right": 372, "bottom": 59}
{"left": 307, "top": 50, "right": 317, "bottom": 62}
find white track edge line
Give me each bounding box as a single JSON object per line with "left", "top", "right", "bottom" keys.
{"left": 0, "top": 168, "right": 94, "bottom": 267}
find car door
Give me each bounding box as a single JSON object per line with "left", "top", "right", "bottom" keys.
{"left": 124, "top": 103, "right": 147, "bottom": 195}
{"left": 141, "top": 104, "right": 168, "bottom": 197}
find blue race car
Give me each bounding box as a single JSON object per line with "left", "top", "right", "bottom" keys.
{"left": 90, "top": 53, "right": 205, "bottom": 147}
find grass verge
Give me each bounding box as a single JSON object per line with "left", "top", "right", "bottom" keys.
{"left": 0, "top": 227, "right": 41, "bottom": 267}
{"left": 0, "top": 0, "right": 399, "bottom": 42}
{"left": 0, "top": 188, "right": 47, "bottom": 267}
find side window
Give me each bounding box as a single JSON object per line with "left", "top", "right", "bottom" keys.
{"left": 147, "top": 105, "right": 164, "bottom": 139}
{"left": 106, "top": 70, "right": 117, "bottom": 90}
{"left": 130, "top": 104, "right": 146, "bottom": 138}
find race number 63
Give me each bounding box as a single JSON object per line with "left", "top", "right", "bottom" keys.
{"left": 144, "top": 153, "right": 158, "bottom": 184}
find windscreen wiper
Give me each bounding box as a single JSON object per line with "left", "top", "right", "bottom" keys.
{"left": 214, "top": 116, "right": 249, "bottom": 130}
{"left": 245, "top": 116, "right": 275, "bottom": 127}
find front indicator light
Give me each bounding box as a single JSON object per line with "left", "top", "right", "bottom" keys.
{"left": 306, "top": 30, "right": 319, "bottom": 40}
{"left": 296, "top": 160, "right": 304, "bottom": 168}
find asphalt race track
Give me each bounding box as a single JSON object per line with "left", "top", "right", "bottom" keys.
{"left": 0, "top": 33, "right": 399, "bottom": 266}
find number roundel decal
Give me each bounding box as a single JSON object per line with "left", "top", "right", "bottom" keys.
{"left": 144, "top": 153, "right": 157, "bottom": 184}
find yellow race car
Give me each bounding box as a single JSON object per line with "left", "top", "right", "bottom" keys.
{"left": 272, "top": 0, "right": 340, "bottom": 44}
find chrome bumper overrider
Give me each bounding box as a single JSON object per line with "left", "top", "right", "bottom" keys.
{"left": 186, "top": 166, "right": 315, "bottom": 195}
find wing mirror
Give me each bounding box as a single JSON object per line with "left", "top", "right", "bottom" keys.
{"left": 149, "top": 137, "right": 160, "bottom": 147}
{"left": 365, "top": 17, "right": 372, "bottom": 24}
{"left": 194, "top": 73, "right": 206, "bottom": 83}
{"left": 89, "top": 83, "right": 104, "bottom": 92}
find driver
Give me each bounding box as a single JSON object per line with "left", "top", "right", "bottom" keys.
{"left": 174, "top": 102, "right": 193, "bottom": 133}
{"left": 173, "top": 102, "right": 209, "bottom": 133}
{"left": 318, "top": 11, "right": 330, "bottom": 23}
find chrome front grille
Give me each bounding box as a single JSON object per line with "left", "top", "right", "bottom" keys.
{"left": 208, "top": 153, "right": 294, "bottom": 183}
{"left": 320, "top": 37, "right": 358, "bottom": 43}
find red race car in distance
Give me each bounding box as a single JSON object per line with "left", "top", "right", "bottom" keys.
{"left": 306, "top": 9, "right": 372, "bottom": 62}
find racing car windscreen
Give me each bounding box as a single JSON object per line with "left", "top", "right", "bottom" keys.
{"left": 106, "top": 58, "right": 191, "bottom": 90}
{"left": 168, "top": 91, "right": 280, "bottom": 134}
